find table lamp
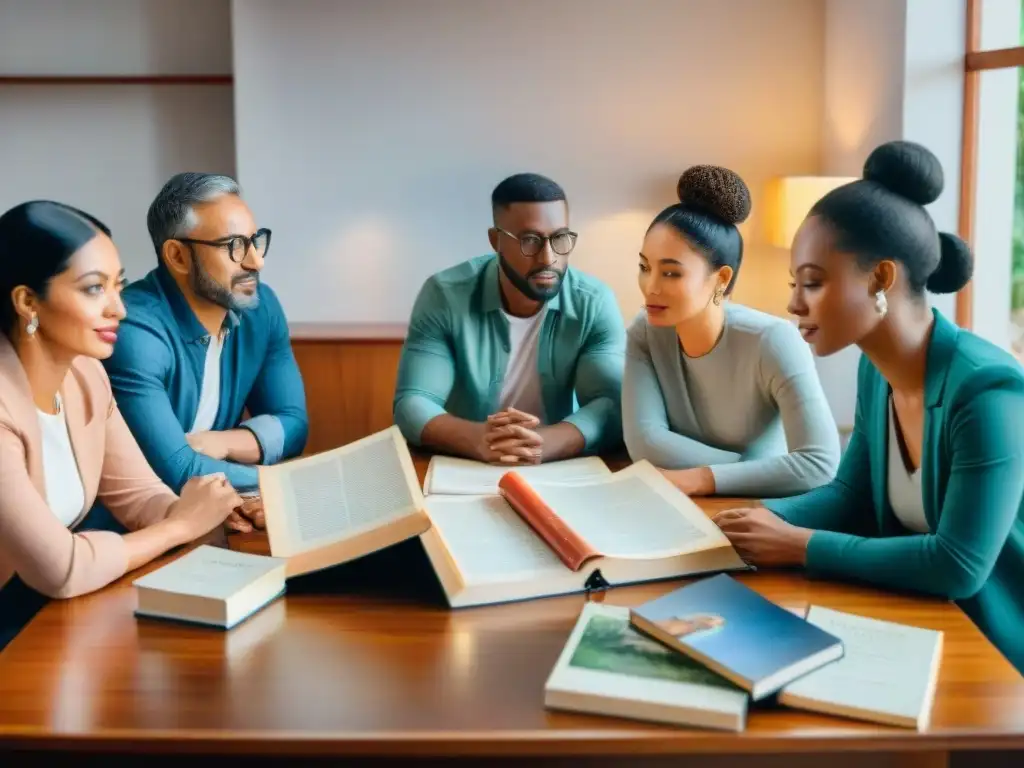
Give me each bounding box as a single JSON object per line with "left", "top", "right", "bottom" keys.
{"left": 765, "top": 176, "right": 857, "bottom": 248}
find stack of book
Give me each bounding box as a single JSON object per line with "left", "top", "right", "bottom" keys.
{"left": 543, "top": 573, "right": 944, "bottom": 732}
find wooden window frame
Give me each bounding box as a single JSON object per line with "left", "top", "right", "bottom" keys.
{"left": 958, "top": 0, "right": 1024, "bottom": 326}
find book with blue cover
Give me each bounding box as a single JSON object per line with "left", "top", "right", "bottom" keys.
{"left": 629, "top": 574, "right": 844, "bottom": 700}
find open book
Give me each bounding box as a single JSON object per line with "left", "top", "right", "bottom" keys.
{"left": 259, "top": 426, "right": 430, "bottom": 577}
{"left": 419, "top": 460, "right": 748, "bottom": 608}
{"left": 423, "top": 454, "right": 611, "bottom": 495}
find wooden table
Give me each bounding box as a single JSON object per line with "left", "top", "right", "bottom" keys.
{"left": 0, "top": 456, "right": 1022, "bottom": 766}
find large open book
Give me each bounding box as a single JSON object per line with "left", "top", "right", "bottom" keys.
{"left": 423, "top": 454, "right": 611, "bottom": 495}
{"left": 420, "top": 460, "right": 749, "bottom": 608}
{"left": 259, "top": 426, "right": 430, "bottom": 577}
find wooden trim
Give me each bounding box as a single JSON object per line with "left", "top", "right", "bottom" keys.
{"left": 0, "top": 75, "right": 233, "bottom": 85}
{"left": 289, "top": 322, "right": 407, "bottom": 342}
{"left": 965, "top": 46, "right": 1024, "bottom": 71}
{"left": 957, "top": 0, "right": 982, "bottom": 329}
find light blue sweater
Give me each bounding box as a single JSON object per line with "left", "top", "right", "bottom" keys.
{"left": 622, "top": 304, "right": 841, "bottom": 497}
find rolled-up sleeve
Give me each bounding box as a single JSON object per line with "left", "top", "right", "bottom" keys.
{"left": 393, "top": 279, "right": 455, "bottom": 444}
{"left": 240, "top": 285, "right": 308, "bottom": 465}
{"left": 563, "top": 286, "right": 625, "bottom": 452}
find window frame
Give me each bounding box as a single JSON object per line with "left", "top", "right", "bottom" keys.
{"left": 958, "top": 0, "right": 1024, "bottom": 327}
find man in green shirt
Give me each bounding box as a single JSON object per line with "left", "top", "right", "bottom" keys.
{"left": 393, "top": 173, "right": 625, "bottom": 464}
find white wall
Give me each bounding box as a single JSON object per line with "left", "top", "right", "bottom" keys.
{"left": 232, "top": 0, "right": 825, "bottom": 324}
{"left": 816, "top": 0, "right": 966, "bottom": 432}
{"left": 903, "top": 0, "right": 966, "bottom": 324}
{"left": 0, "top": 0, "right": 235, "bottom": 280}
{"left": 0, "top": 0, "right": 231, "bottom": 75}
{"left": 822, "top": 0, "right": 906, "bottom": 175}
{"left": 817, "top": 0, "right": 906, "bottom": 432}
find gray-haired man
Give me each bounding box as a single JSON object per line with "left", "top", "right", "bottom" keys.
{"left": 103, "top": 173, "right": 308, "bottom": 530}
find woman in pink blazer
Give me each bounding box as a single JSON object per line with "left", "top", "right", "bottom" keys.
{"left": 0, "top": 201, "right": 242, "bottom": 650}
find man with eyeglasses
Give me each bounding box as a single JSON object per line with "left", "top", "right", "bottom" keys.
{"left": 394, "top": 173, "right": 625, "bottom": 464}
{"left": 103, "top": 173, "right": 308, "bottom": 531}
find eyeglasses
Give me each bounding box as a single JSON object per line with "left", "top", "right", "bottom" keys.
{"left": 496, "top": 227, "right": 577, "bottom": 258}
{"left": 177, "top": 228, "right": 272, "bottom": 263}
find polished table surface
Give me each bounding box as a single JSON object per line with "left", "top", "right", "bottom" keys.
{"left": 1, "top": 455, "right": 1023, "bottom": 760}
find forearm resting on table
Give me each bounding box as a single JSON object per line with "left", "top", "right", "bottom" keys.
{"left": 419, "top": 413, "right": 486, "bottom": 460}
{"left": 538, "top": 422, "right": 586, "bottom": 462}
{"left": 122, "top": 517, "right": 192, "bottom": 572}
{"left": 218, "top": 428, "right": 263, "bottom": 464}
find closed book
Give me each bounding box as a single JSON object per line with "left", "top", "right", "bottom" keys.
{"left": 544, "top": 602, "right": 748, "bottom": 731}
{"left": 629, "top": 574, "right": 843, "bottom": 700}
{"left": 133, "top": 545, "right": 286, "bottom": 629}
{"left": 777, "top": 606, "right": 943, "bottom": 729}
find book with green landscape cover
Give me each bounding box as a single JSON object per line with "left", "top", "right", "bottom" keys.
{"left": 543, "top": 602, "right": 748, "bottom": 731}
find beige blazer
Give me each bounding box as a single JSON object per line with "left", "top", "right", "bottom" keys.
{"left": 0, "top": 335, "right": 177, "bottom": 598}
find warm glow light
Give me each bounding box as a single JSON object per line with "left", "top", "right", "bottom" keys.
{"left": 765, "top": 176, "right": 857, "bottom": 248}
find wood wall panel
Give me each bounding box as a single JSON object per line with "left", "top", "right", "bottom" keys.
{"left": 291, "top": 339, "right": 404, "bottom": 454}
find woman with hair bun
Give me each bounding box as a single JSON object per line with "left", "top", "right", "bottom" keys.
{"left": 623, "top": 165, "right": 841, "bottom": 498}
{"left": 714, "top": 141, "right": 1024, "bottom": 673}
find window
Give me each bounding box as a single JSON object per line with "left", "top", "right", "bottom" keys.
{"left": 962, "top": 0, "right": 1024, "bottom": 361}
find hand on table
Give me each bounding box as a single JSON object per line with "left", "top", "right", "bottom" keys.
{"left": 225, "top": 495, "right": 265, "bottom": 534}
{"left": 167, "top": 474, "right": 243, "bottom": 540}
{"left": 658, "top": 466, "right": 716, "bottom": 496}
{"left": 480, "top": 407, "right": 543, "bottom": 465}
{"left": 711, "top": 506, "right": 812, "bottom": 567}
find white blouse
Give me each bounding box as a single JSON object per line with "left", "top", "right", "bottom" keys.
{"left": 38, "top": 394, "right": 86, "bottom": 527}
{"left": 887, "top": 397, "right": 929, "bottom": 534}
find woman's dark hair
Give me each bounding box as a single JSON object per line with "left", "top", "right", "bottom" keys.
{"left": 809, "top": 140, "right": 973, "bottom": 295}
{"left": 0, "top": 201, "right": 110, "bottom": 337}
{"left": 648, "top": 165, "right": 752, "bottom": 294}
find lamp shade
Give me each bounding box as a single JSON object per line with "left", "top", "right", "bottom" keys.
{"left": 765, "top": 176, "right": 857, "bottom": 248}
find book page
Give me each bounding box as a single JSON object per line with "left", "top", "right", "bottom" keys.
{"left": 425, "top": 495, "right": 568, "bottom": 583}
{"left": 499, "top": 471, "right": 597, "bottom": 570}
{"left": 424, "top": 455, "right": 609, "bottom": 495}
{"left": 779, "top": 606, "right": 942, "bottom": 725}
{"left": 527, "top": 462, "right": 727, "bottom": 559}
{"left": 261, "top": 427, "right": 424, "bottom": 557}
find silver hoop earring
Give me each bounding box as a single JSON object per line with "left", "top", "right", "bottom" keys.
{"left": 874, "top": 290, "right": 888, "bottom": 318}
{"left": 25, "top": 314, "right": 38, "bottom": 336}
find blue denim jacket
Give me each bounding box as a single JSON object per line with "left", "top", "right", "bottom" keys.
{"left": 103, "top": 265, "right": 308, "bottom": 492}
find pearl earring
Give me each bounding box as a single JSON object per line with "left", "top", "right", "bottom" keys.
{"left": 25, "top": 314, "right": 38, "bottom": 336}
{"left": 875, "top": 290, "right": 888, "bottom": 318}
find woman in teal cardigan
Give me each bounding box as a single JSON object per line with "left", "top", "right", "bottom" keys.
{"left": 713, "top": 140, "right": 1024, "bottom": 674}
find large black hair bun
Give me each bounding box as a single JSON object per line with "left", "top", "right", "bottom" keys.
{"left": 927, "top": 232, "right": 974, "bottom": 294}
{"left": 676, "top": 165, "right": 751, "bottom": 226}
{"left": 863, "top": 140, "right": 943, "bottom": 206}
